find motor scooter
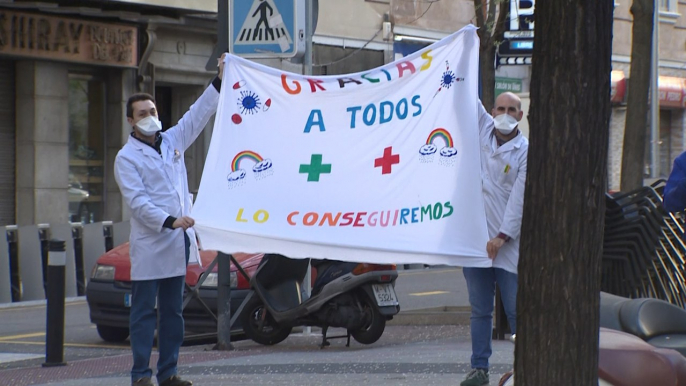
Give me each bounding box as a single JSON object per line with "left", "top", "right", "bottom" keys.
{"left": 498, "top": 327, "right": 686, "bottom": 386}
{"left": 498, "top": 292, "right": 686, "bottom": 385}
{"left": 238, "top": 254, "right": 400, "bottom": 347}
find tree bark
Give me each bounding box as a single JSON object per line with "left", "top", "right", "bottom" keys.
{"left": 620, "top": 0, "right": 654, "bottom": 191}
{"left": 514, "top": 1, "right": 613, "bottom": 385}
{"left": 473, "top": 0, "right": 508, "bottom": 112}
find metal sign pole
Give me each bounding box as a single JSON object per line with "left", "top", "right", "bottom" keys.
{"left": 206, "top": 0, "right": 230, "bottom": 71}
{"left": 650, "top": 0, "right": 660, "bottom": 178}
{"left": 304, "top": 0, "right": 313, "bottom": 76}
{"left": 301, "top": 0, "right": 314, "bottom": 336}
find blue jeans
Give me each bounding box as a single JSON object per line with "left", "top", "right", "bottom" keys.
{"left": 130, "top": 233, "right": 190, "bottom": 383}
{"left": 463, "top": 267, "right": 517, "bottom": 370}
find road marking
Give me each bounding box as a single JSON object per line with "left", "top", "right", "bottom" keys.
{"left": 0, "top": 340, "right": 127, "bottom": 349}
{"left": 0, "top": 332, "right": 45, "bottom": 341}
{"left": 409, "top": 291, "right": 450, "bottom": 296}
{"left": 0, "top": 332, "right": 126, "bottom": 349}
{"left": 399, "top": 268, "right": 460, "bottom": 277}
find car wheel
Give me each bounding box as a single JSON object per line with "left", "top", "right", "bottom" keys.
{"left": 239, "top": 295, "right": 292, "bottom": 345}
{"left": 96, "top": 324, "right": 129, "bottom": 342}
{"left": 350, "top": 294, "right": 386, "bottom": 345}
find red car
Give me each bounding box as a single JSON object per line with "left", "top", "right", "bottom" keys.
{"left": 86, "top": 243, "right": 264, "bottom": 342}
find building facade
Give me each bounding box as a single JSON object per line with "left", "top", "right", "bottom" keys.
{"left": 610, "top": 0, "right": 686, "bottom": 190}
{"left": 0, "top": 5, "right": 140, "bottom": 226}
{"left": 0, "top": 1, "right": 221, "bottom": 226}
{"left": 3, "top": 0, "right": 681, "bottom": 228}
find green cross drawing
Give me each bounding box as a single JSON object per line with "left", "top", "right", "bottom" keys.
{"left": 299, "top": 154, "right": 332, "bottom": 182}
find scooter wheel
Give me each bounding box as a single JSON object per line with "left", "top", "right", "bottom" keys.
{"left": 239, "top": 295, "right": 292, "bottom": 345}
{"left": 350, "top": 295, "right": 386, "bottom": 345}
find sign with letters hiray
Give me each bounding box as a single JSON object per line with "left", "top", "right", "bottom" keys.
{"left": 193, "top": 25, "right": 492, "bottom": 267}
{"left": 230, "top": 0, "right": 305, "bottom": 58}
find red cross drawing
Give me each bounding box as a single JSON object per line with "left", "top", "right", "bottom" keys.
{"left": 374, "top": 146, "right": 400, "bottom": 175}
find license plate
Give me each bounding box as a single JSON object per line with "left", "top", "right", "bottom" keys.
{"left": 124, "top": 293, "right": 157, "bottom": 308}
{"left": 372, "top": 284, "right": 399, "bottom": 307}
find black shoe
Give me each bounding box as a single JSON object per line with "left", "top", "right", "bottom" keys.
{"left": 160, "top": 375, "right": 193, "bottom": 386}
{"left": 132, "top": 377, "right": 154, "bottom": 386}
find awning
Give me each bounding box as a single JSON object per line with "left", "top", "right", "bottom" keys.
{"left": 611, "top": 70, "right": 686, "bottom": 108}
{"left": 611, "top": 70, "right": 626, "bottom": 104}
{"left": 658, "top": 76, "right": 686, "bottom": 108}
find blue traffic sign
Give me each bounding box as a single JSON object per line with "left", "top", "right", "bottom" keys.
{"left": 230, "top": 0, "right": 304, "bottom": 58}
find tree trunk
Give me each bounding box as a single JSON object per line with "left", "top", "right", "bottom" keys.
{"left": 473, "top": 0, "right": 508, "bottom": 113}
{"left": 620, "top": 0, "right": 654, "bottom": 191}
{"left": 514, "top": 1, "right": 613, "bottom": 385}
{"left": 479, "top": 36, "right": 497, "bottom": 113}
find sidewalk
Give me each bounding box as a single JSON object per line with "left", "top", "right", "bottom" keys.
{"left": 1, "top": 325, "right": 515, "bottom": 386}
{"left": 0, "top": 267, "right": 517, "bottom": 385}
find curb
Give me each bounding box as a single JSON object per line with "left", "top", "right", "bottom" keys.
{"left": 0, "top": 296, "right": 86, "bottom": 310}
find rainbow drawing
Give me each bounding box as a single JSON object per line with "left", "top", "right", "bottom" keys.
{"left": 426, "top": 128, "right": 454, "bottom": 149}
{"left": 231, "top": 151, "right": 263, "bottom": 172}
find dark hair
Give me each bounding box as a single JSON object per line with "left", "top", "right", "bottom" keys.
{"left": 126, "top": 93, "right": 156, "bottom": 118}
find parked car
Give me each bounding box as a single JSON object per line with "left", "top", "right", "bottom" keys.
{"left": 68, "top": 172, "right": 90, "bottom": 223}
{"left": 86, "top": 242, "right": 264, "bottom": 342}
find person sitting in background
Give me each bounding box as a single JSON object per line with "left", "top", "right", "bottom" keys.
{"left": 664, "top": 152, "right": 686, "bottom": 212}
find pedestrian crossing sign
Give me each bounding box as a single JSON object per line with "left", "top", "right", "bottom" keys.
{"left": 230, "top": 0, "right": 305, "bottom": 58}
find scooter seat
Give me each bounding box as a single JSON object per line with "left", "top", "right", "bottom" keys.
{"left": 255, "top": 254, "right": 310, "bottom": 286}
{"left": 252, "top": 254, "right": 312, "bottom": 313}
{"left": 600, "top": 292, "right": 629, "bottom": 332}
{"left": 618, "top": 298, "right": 686, "bottom": 340}
{"left": 599, "top": 328, "right": 686, "bottom": 386}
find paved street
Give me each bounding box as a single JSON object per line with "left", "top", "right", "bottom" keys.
{"left": 2, "top": 325, "right": 515, "bottom": 386}
{"left": 0, "top": 267, "right": 516, "bottom": 386}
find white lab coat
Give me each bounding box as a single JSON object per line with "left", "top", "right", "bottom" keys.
{"left": 477, "top": 102, "right": 528, "bottom": 274}
{"left": 114, "top": 85, "right": 219, "bottom": 280}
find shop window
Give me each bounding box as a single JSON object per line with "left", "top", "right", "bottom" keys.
{"left": 68, "top": 75, "right": 106, "bottom": 223}
{"left": 313, "top": 45, "right": 385, "bottom": 76}
{"left": 660, "top": 0, "right": 677, "bottom": 12}
{"left": 659, "top": 0, "right": 679, "bottom": 23}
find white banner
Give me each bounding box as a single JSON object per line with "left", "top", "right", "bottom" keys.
{"left": 193, "top": 25, "right": 491, "bottom": 267}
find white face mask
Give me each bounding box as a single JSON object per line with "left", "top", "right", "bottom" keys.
{"left": 493, "top": 114, "right": 519, "bottom": 135}
{"left": 134, "top": 115, "right": 162, "bottom": 136}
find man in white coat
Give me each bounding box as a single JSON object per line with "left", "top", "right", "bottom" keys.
{"left": 461, "top": 92, "right": 528, "bottom": 386}
{"left": 114, "top": 55, "right": 226, "bottom": 386}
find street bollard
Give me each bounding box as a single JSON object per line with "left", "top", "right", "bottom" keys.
{"left": 214, "top": 252, "right": 233, "bottom": 351}
{"left": 37, "top": 224, "right": 50, "bottom": 297}
{"left": 72, "top": 224, "right": 85, "bottom": 296}
{"left": 102, "top": 221, "right": 113, "bottom": 252}
{"left": 43, "top": 239, "right": 67, "bottom": 367}
{"left": 6, "top": 225, "right": 21, "bottom": 302}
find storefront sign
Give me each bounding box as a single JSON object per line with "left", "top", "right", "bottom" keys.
{"left": 610, "top": 71, "right": 686, "bottom": 109}
{"left": 0, "top": 10, "right": 138, "bottom": 67}
{"left": 658, "top": 76, "right": 686, "bottom": 109}
{"left": 495, "top": 77, "right": 522, "bottom": 96}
